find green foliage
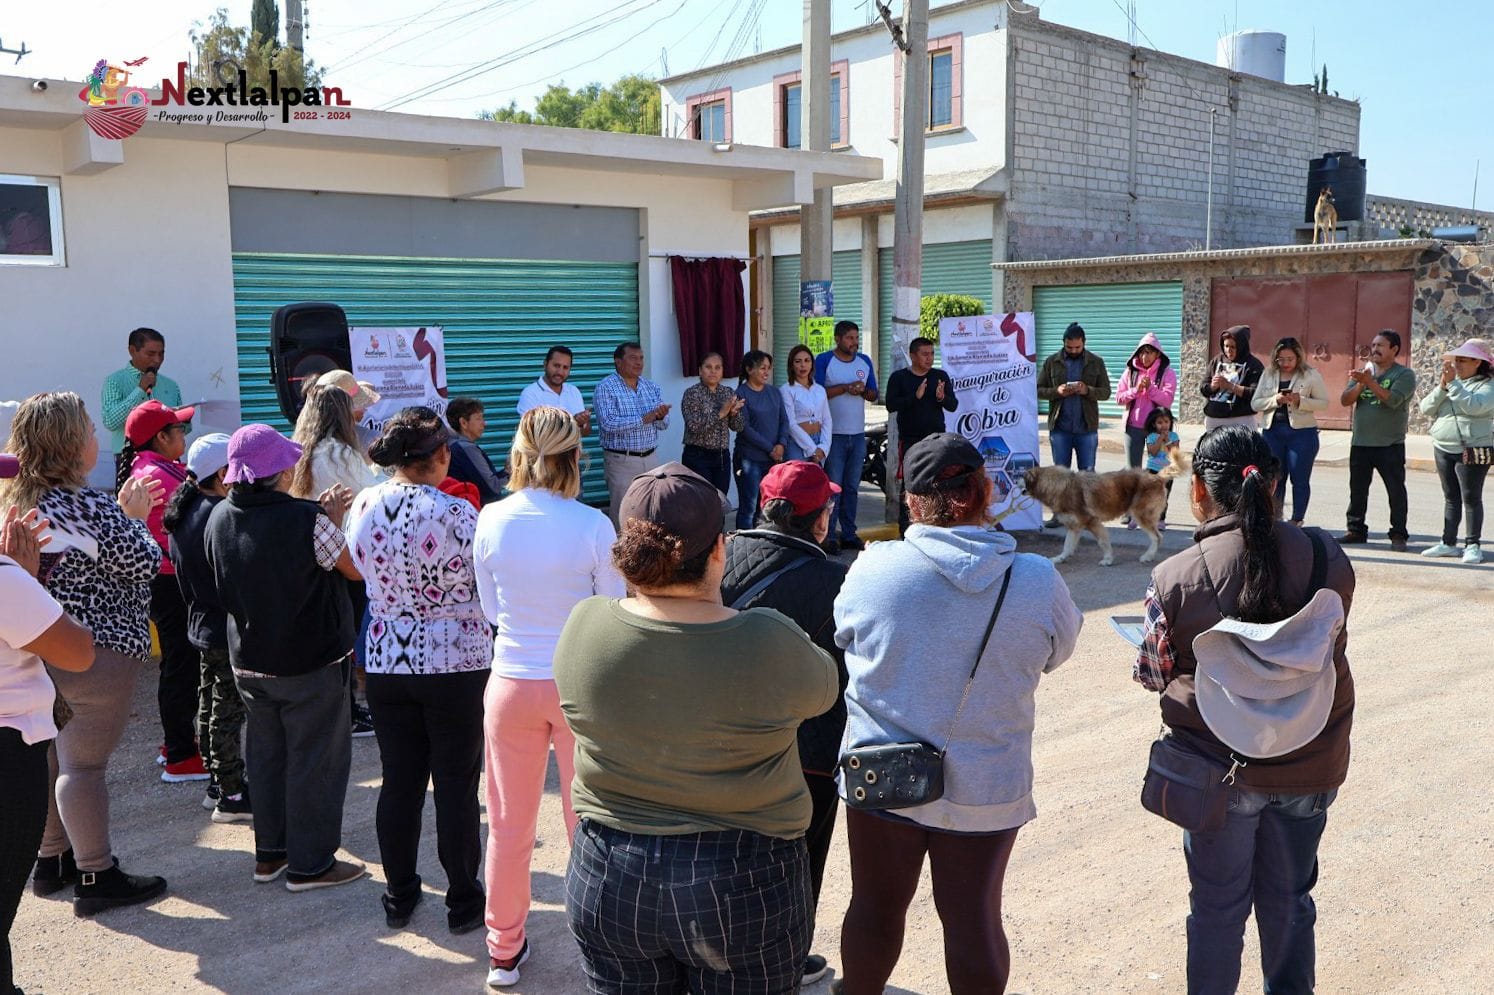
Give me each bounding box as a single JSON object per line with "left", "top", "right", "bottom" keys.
{"left": 188, "top": 7, "right": 321, "bottom": 92}
{"left": 251, "top": 0, "right": 280, "bottom": 48}
{"left": 478, "top": 75, "right": 660, "bottom": 135}
{"left": 919, "top": 294, "right": 985, "bottom": 343}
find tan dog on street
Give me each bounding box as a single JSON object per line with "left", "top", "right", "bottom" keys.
{"left": 1023, "top": 462, "right": 1176, "bottom": 566}
{"left": 1312, "top": 186, "right": 1338, "bottom": 245}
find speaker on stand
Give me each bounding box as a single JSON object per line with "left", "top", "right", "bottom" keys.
{"left": 267, "top": 302, "right": 352, "bottom": 424}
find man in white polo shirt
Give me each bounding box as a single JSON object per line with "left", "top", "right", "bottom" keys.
{"left": 517, "top": 346, "right": 591, "bottom": 434}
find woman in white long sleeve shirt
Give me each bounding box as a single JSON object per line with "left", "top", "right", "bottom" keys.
{"left": 783, "top": 344, "right": 833, "bottom": 463}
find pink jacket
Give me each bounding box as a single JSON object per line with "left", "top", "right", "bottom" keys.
{"left": 130, "top": 450, "right": 188, "bottom": 575}
{"left": 1115, "top": 332, "right": 1177, "bottom": 430}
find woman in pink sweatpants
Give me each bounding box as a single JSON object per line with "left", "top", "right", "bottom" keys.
{"left": 470, "top": 407, "right": 626, "bottom": 989}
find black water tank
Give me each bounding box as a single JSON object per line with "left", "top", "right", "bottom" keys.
{"left": 1305, "top": 152, "right": 1367, "bottom": 223}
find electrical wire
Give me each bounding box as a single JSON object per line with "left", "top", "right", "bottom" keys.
{"left": 323, "top": 0, "right": 524, "bottom": 76}
{"left": 377, "top": 0, "right": 670, "bottom": 110}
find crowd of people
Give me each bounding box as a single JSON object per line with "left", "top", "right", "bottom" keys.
{"left": 0, "top": 316, "right": 1487, "bottom": 995}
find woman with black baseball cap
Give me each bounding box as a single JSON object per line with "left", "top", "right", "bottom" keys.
{"left": 554, "top": 462, "right": 837, "bottom": 994}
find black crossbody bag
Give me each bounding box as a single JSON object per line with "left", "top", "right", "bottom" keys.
{"left": 1140, "top": 530, "right": 1328, "bottom": 833}
{"left": 840, "top": 568, "right": 1014, "bottom": 812}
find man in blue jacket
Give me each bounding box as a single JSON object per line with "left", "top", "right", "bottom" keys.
{"left": 814, "top": 321, "right": 879, "bottom": 553}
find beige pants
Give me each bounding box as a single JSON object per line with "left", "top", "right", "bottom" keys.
{"left": 604, "top": 449, "right": 662, "bottom": 529}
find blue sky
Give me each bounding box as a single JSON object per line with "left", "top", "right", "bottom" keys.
{"left": 3, "top": 0, "right": 1485, "bottom": 206}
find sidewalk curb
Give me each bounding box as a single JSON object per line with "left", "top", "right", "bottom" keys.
{"left": 1057, "top": 429, "right": 1440, "bottom": 475}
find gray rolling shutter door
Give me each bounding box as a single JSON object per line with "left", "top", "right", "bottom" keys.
{"left": 1032, "top": 282, "right": 1184, "bottom": 422}
{"left": 770, "top": 251, "right": 863, "bottom": 383}
{"left": 232, "top": 252, "right": 638, "bottom": 504}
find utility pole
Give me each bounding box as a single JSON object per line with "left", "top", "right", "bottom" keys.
{"left": 885, "top": 0, "right": 927, "bottom": 520}
{"left": 286, "top": 0, "right": 305, "bottom": 54}
{"left": 800, "top": 0, "right": 833, "bottom": 285}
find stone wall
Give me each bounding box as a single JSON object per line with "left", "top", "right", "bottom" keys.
{"left": 1408, "top": 243, "right": 1494, "bottom": 431}
{"left": 1004, "top": 11, "right": 1360, "bottom": 262}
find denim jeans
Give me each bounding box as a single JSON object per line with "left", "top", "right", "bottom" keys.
{"left": 681, "top": 445, "right": 732, "bottom": 496}
{"left": 1125, "top": 425, "right": 1148, "bottom": 469}
{"left": 734, "top": 458, "right": 771, "bottom": 531}
{"left": 1049, "top": 429, "right": 1099, "bottom": 471}
{"left": 1183, "top": 786, "right": 1337, "bottom": 995}
{"left": 1263, "top": 421, "right": 1321, "bottom": 522}
{"left": 825, "top": 432, "right": 868, "bottom": 542}
{"left": 566, "top": 820, "right": 811, "bottom": 994}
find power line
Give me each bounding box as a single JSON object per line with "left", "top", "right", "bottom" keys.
{"left": 324, "top": 0, "right": 523, "bottom": 76}
{"left": 321, "top": 0, "right": 467, "bottom": 72}
{"left": 377, "top": 0, "right": 669, "bottom": 110}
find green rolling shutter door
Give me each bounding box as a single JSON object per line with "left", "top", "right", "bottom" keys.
{"left": 1032, "top": 282, "right": 1183, "bottom": 422}
{"left": 232, "top": 252, "right": 638, "bottom": 504}
{"left": 769, "top": 250, "right": 862, "bottom": 384}
{"left": 877, "top": 240, "right": 993, "bottom": 372}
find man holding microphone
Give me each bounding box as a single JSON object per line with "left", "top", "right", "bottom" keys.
{"left": 101, "top": 328, "right": 183, "bottom": 480}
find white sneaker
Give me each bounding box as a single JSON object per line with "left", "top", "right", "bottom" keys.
{"left": 487, "top": 940, "right": 530, "bottom": 988}
{"left": 1421, "top": 543, "right": 1461, "bottom": 558}
{"left": 1464, "top": 544, "right": 1485, "bottom": 565}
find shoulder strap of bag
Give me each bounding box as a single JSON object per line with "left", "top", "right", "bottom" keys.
{"left": 728, "top": 555, "right": 815, "bottom": 610}
{"left": 938, "top": 566, "right": 1015, "bottom": 756}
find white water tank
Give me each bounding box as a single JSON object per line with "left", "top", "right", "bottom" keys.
{"left": 1216, "top": 30, "right": 1286, "bottom": 82}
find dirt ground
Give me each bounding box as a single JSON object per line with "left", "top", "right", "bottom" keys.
{"left": 10, "top": 455, "right": 1493, "bottom": 994}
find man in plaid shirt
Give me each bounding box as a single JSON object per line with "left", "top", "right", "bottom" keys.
{"left": 593, "top": 342, "right": 671, "bottom": 527}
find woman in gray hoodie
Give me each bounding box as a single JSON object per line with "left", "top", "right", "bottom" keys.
{"left": 831, "top": 434, "right": 1082, "bottom": 995}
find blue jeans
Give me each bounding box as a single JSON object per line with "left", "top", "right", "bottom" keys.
{"left": 734, "top": 457, "right": 771, "bottom": 531}
{"left": 1263, "top": 420, "right": 1320, "bottom": 522}
{"left": 824, "top": 432, "right": 867, "bottom": 542}
{"left": 1184, "top": 787, "right": 1337, "bottom": 995}
{"left": 1049, "top": 429, "right": 1099, "bottom": 471}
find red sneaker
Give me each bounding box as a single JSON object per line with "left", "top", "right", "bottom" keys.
{"left": 161, "top": 753, "right": 211, "bottom": 783}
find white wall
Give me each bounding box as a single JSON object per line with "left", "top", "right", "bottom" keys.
{"left": 0, "top": 128, "right": 241, "bottom": 485}
{"left": 660, "top": 0, "right": 1009, "bottom": 179}
{"left": 1, "top": 131, "right": 755, "bottom": 479}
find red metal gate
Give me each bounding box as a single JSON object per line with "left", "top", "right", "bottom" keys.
{"left": 1209, "top": 271, "right": 1413, "bottom": 430}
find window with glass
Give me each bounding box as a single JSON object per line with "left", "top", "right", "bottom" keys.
{"left": 782, "top": 78, "right": 843, "bottom": 149}
{"left": 696, "top": 101, "right": 727, "bottom": 142}
{"left": 0, "top": 175, "right": 63, "bottom": 265}
{"left": 929, "top": 50, "right": 953, "bottom": 128}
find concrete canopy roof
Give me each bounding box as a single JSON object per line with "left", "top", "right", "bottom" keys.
{"left": 751, "top": 165, "right": 1006, "bottom": 222}
{"left": 993, "top": 238, "right": 1440, "bottom": 271}
{"left": 0, "top": 74, "right": 882, "bottom": 210}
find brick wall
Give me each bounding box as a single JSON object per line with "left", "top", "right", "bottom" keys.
{"left": 1004, "top": 14, "right": 1360, "bottom": 261}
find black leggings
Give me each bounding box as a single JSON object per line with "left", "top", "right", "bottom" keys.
{"left": 1435, "top": 447, "right": 1489, "bottom": 545}
{"left": 1, "top": 730, "right": 50, "bottom": 993}
{"left": 840, "top": 807, "right": 1020, "bottom": 995}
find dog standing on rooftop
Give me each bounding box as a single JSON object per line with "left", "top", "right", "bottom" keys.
{"left": 1023, "top": 456, "right": 1181, "bottom": 566}
{"left": 1313, "top": 186, "right": 1338, "bottom": 245}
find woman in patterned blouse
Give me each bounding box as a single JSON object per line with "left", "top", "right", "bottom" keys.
{"left": 345, "top": 406, "right": 490, "bottom": 934}
{"left": 679, "top": 352, "right": 745, "bottom": 496}
{"left": 0, "top": 392, "right": 169, "bottom": 915}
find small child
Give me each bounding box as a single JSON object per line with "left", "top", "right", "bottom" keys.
{"left": 1143, "top": 407, "right": 1180, "bottom": 528}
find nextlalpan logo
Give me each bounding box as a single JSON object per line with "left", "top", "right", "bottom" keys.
{"left": 78, "top": 57, "right": 352, "bottom": 140}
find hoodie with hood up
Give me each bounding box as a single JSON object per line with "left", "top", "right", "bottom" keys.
{"left": 1116, "top": 332, "right": 1178, "bottom": 431}
{"left": 1199, "top": 324, "right": 1265, "bottom": 420}
{"left": 834, "top": 525, "right": 1082, "bottom": 832}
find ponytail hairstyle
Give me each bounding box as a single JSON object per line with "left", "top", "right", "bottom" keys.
{"left": 1190, "top": 426, "right": 1284, "bottom": 623}
{"left": 738, "top": 349, "right": 772, "bottom": 386}
{"left": 162, "top": 470, "right": 213, "bottom": 534}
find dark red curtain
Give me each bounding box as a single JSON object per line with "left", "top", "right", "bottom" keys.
{"left": 670, "top": 256, "right": 748, "bottom": 377}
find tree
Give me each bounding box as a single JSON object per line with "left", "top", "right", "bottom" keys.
{"left": 252, "top": 0, "right": 280, "bottom": 50}
{"left": 187, "top": 7, "right": 321, "bottom": 92}
{"left": 919, "top": 294, "right": 985, "bottom": 343}
{"left": 478, "top": 75, "right": 660, "bottom": 135}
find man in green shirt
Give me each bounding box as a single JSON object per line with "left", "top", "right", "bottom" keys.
{"left": 1339, "top": 329, "right": 1417, "bottom": 550}
{"left": 101, "top": 328, "right": 183, "bottom": 456}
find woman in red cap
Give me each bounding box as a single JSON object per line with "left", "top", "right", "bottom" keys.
{"left": 122, "top": 399, "right": 209, "bottom": 782}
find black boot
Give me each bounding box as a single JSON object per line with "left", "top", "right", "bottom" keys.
{"left": 73, "top": 864, "right": 167, "bottom": 917}
{"left": 31, "top": 850, "right": 78, "bottom": 897}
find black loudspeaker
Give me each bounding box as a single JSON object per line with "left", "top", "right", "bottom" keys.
{"left": 268, "top": 302, "right": 351, "bottom": 423}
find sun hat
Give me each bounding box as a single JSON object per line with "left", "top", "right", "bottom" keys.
{"left": 619, "top": 461, "right": 723, "bottom": 559}
{"left": 1443, "top": 338, "right": 1493, "bottom": 366}
{"left": 124, "top": 399, "right": 196, "bottom": 447}
{"left": 759, "top": 460, "right": 840, "bottom": 515}
{"left": 1192, "top": 587, "right": 1345, "bottom": 759}
{"left": 223, "top": 424, "right": 303, "bottom": 485}
{"left": 903, "top": 433, "right": 984, "bottom": 496}
{"left": 316, "top": 370, "right": 382, "bottom": 410}
{"left": 185, "top": 432, "right": 232, "bottom": 481}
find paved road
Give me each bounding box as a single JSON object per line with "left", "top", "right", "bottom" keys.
{"left": 12, "top": 457, "right": 1492, "bottom": 994}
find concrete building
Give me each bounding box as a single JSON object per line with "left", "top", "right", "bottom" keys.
{"left": 659, "top": 0, "right": 1360, "bottom": 379}
{"left": 0, "top": 72, "right": 878, "bottom": 492}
